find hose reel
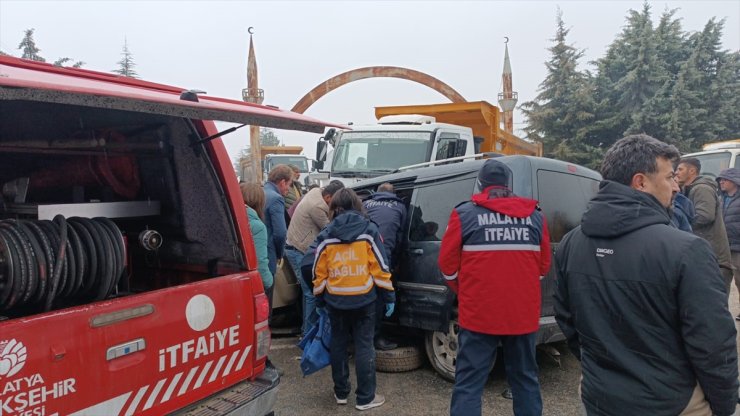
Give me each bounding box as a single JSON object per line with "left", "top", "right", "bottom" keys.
{"left": 0, "top": 215, "right": 125, "bottom": 313}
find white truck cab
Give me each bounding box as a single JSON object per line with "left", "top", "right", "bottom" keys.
{"left": 683, "top": 139, "right": 740, "bottom": 177}
{"left": 316, "top": 115, "right": 477, "bottom": 186}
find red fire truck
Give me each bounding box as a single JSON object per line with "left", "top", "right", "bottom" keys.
{"left": 0, "top": 55, "right": 338, "bottom": 415}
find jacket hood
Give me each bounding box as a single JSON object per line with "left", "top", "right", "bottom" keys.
{"left": 581, "top": 180, "right": 671, "bottom": 238}
{"left": 369, "top": 191, "right": 403, "bottom": 203}
{"left": 718, "top": 168, "right": 740, "bottom": 186}
{"left": 471, "top": 190, "right": 538, "bottom": 218}
{"left": 327, "top": 210, "right": 370, "bottom": 242}
{"left": 687, "top": 175, "right": 718, "bottom": 193}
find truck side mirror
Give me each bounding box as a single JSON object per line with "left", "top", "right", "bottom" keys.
{"left": 324, "top": 128, "right": 337, "bottom": 147}
{"left": 313, "top": 159, "right": 323, "bottom": 171}
{"left": 316, "top": 141, "right": 328, "bottom": 163}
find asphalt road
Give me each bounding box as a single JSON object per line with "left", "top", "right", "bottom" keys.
{"left": 269, "top": 286, "right": 740, "bottom": 416}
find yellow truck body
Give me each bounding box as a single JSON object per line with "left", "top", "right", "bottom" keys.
{"left": 375, "top": 101, "right": 542, "bottom": 157}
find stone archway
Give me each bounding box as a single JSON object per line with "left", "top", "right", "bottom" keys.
{"left": 290, "top": 66, "right": 466, "bottom": 114}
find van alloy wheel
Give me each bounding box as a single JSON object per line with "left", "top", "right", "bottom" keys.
{"left": 424, "top": 315, "right": 459, "bottom": 382}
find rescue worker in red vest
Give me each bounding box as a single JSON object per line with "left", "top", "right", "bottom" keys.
{"left": 311, "top": 188, "right": 394, "bottom": 411}
{"left": 439, "top": 159, "right": 551, "bottom": 416}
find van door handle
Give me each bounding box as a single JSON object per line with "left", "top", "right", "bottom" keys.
{"left": 409, "top": 248, "right": 424, "bottom": 256}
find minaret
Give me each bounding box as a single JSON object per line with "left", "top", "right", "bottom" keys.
{"left": 497, "top": 39, "right": 518, "bottom": 134}
{"left": 242, "top": 28, "right": 265, "bottom": 182}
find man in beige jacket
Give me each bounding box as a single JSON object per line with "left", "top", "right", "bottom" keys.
{"left": 285, "top": 180, "right": 344, "bottom": 336}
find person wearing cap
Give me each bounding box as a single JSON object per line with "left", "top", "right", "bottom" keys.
{"left": 363, "top": 182, "right": 407, "bottom": 351}
{"left": 555, "top": 135, "right": 738, "bottom": 416}
{"left": 718, "top": 167, "right": 740, "bottom": 317}
{"left": 439, "top": 159, "right": 551, "bottom": 416}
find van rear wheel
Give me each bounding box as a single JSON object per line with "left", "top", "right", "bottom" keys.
{"left": 424, "top": 317, "right": 459, "bottom": 382}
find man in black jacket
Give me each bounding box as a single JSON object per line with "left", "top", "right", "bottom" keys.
{"left": 363, "top": 182, "right": 407, "bottom": 267}
{"left": 554, "top": 134, "right": 738, "bottom": 416}
{"left": 363, "top": 182, "right": 407, "bottom": 351}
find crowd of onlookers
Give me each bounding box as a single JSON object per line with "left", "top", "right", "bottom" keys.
{"left": 239, "top": 164, "right": 403, "bottom": 410}
{"left": 239, "top": 134, "right": 740, "bottom": 415}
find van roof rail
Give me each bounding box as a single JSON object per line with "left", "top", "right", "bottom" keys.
{"left": 395, "top": 152, "right": 502, "bottom": 173}
{"left": 702, "top": 140, "right": 740, "bottom": 150}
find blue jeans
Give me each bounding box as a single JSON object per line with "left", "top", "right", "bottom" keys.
{"left": 450, "top": 329, "right": 541, "bottom": 416}
{"left": 285, "top": 246, "right": 317, "bottom": 336}
{"left": 328, "top": 303, "right": 376, "bottom": 406}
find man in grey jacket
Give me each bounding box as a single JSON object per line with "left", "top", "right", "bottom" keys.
{"left": 676, "top": 157, "right": 734, "bottom": 295}
{"left": 555, "top": 134, "right": 738, "bottom": 416}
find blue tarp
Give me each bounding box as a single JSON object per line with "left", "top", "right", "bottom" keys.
{"left": 298, "top": 308, "right": 331, "bottom": 376}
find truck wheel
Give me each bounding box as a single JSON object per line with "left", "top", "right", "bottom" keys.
{"left": 424, "top": 318, "right": 459, "bottom": 382}
{"left": 376, "top": 345, "right": 423, "bottom": 373}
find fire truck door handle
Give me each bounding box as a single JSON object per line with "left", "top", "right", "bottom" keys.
{"left": 51, "top": 345, "right": 66, "bottom": 361}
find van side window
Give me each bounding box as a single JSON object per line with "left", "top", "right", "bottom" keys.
{"left": 410, "top": 178, "right": 476, "bottom": 241}
{"left": 692, "top": 151, "right": 731, "bottom": 177}
{"left": 536, "top": 170, "right": 600, "bottom": 242}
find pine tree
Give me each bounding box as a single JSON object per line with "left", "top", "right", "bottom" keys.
{"left": 633, "top": 8, "right": 688, "bottom": 149}
{"left": 53, "top": 57, "right": 85, "bottom": 68}
{"left": 233, "top": 128, "right": 283, "bottom": 172}
{"left": 710, "top": 51, "right": 740, "bottom": 140}
{"left": 654, "top": 8, "right": 688, "bottom": 76}
{"left": 694, "top": 19, "right": 739, "bottom": 146}
{"left": 523, "top": 4, "right": 739, "bottom": 162}
{"left": 17, "top": 29, "right": 45, "bottom": 62}
{"left": 666, "top": 18, "right": 730, "bottom": 148}
{"left": 521, "top": 9, "right": 597, "bottom": 163}
{"left": 259, "top": 128, "right": 281, "bottom": 146}
{"left": 589, "top": 3, "right": 666, "bottom": 142}
{"left": 113, "top": 40, "right": 138, "bottom": 78}
{"left": 616, "top": 5, "right": 660, "bottom": 115}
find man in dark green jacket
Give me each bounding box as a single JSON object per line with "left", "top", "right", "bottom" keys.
{"left": 676, "top": 157, "right": 734, "bottom": 296}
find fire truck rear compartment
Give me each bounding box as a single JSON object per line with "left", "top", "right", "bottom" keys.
{"left": 0, "top": 100, "right": 244, "bottom": 318}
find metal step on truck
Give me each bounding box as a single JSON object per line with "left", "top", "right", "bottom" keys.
{"left": 0, "top": 55, "right": 339, "bottom": 416}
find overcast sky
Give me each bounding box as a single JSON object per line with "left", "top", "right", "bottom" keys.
{"left": 1, "top": 1, "right": 738, "bottom": 161}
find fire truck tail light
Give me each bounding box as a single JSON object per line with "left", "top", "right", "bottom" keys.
{"left": 254, "top": 293, "right": 269, "bottom": 323}
{"left": 253, "top": 292, "right": 271, "bottom": 360}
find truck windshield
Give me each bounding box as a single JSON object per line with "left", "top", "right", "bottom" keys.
{"left": 332, "top": 131, "right": 432, "bottom": 175}
{"left": 692, "top": 151, "right": 731, "bottom": 177}
{"left": 266, "top": 156, "right": 309, "bottom": 172}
